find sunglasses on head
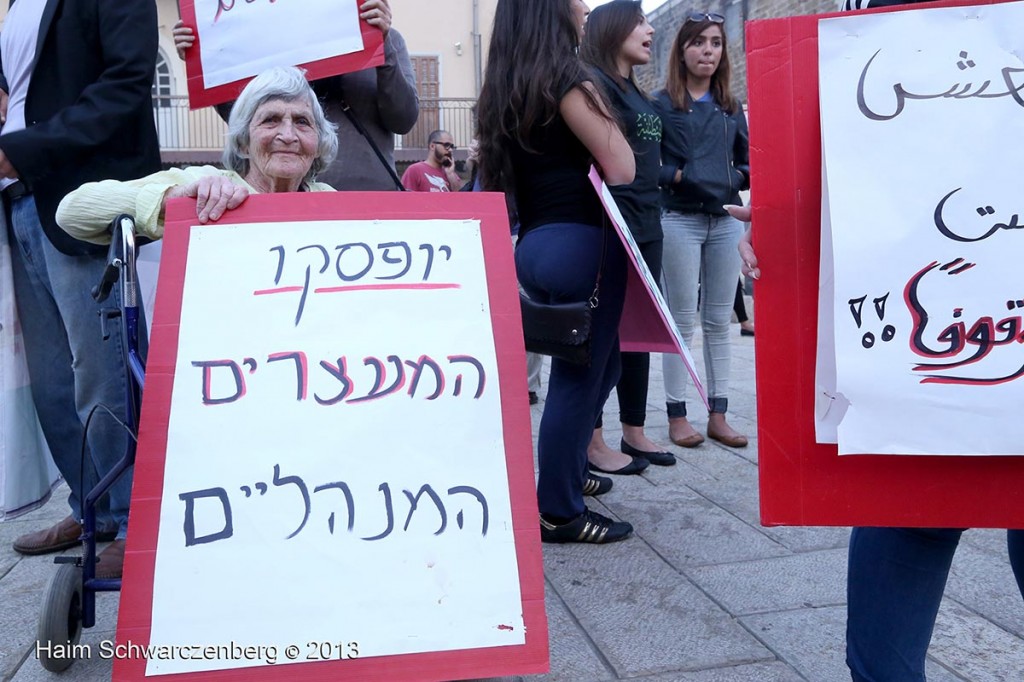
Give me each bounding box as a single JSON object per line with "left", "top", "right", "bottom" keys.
{"left": 686, "top": 12, "right": 724, "bottom": 23}
{"left": 433, "top": 141, "right": 457, "bottom": 151}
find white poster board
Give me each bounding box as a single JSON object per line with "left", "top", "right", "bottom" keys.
{"left": 819, "top": 1, "right": 1024, "bottom": 455}
{"left": 193, "top": 0, "right": 364, "bottom": 89}
{"left": 143, "top": 218, "right": 526, "bottom": 675}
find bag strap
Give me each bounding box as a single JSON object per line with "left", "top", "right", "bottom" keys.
{"left": 337, "top": 97, "right": 406, "bottom": 192}
{"left": 589, "top": 217, "right": 609, "bottom": 309}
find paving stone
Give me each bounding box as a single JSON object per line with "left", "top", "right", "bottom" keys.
{"left": 12, "top": 629, "right": 116, "bottom": 682}
{"left": 961, "top": 527, "right": 1013, "bottom": 558}
{"left": 529, "top": 585, "right": 614, "bottom": 682}
{"left": 0, "top": 558, "right": 72, "bottom": 679}
{"left": 543, "top": 532, "right": 772, "bottom": 677}
{"left": 686, "top": 549, "right": 848, "bottom": 615}
{"left": 929, "top": 598, "right": 1024, "bottom": 681}
{"left": 945, "top": 541, "right": 1024, "bottom": 638}
{"left": 598, "top": 477, "right": 790, "bottom": 568}
{"left": 632, "top": 661, "right": 803, "bottom": 681}
{"left": 740, "top": 606, "right": 849, "bottom": 682}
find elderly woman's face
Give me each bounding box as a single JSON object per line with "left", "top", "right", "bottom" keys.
{"left": 245, "top": 97, "right": 318, "bottom": 191}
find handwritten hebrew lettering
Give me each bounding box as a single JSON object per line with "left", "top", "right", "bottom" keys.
{"left": 177, "top": 473, "right": 491, "bottom": 547}
{"left": 254, "top": 241, "right": 460, "bottom": 325}
{"left": 179, "top": 487, "right": 234, "bottom": 546}
{"left": 192, "top": 352, "right": 486, "bottom": 404}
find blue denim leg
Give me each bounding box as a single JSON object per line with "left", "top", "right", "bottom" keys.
{"left": 516, "top": 223, "right": 626, "bottom": 519}
{"left": 846, "top": 527, "right": 963, "bottom": 682}
{"left": 1008, "top": 530, "right": 1024, "bottom": 598}
{"left": 7, "top": 196, "right": 135, "bottom": 538}
{"left": 660, "top": 212, "right": 743, "bottom": 415}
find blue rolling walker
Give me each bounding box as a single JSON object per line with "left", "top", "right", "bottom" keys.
{"left": 36, "top": 215, "right": 146, "bottom": 672}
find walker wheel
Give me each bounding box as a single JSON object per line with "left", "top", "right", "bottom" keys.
{"left": 37, "top": 564, "right": 84, "bottom": 672}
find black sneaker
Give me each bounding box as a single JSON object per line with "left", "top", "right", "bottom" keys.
{"left": 582, "top": 473, "right": 612, "bottom": 496}
{"left": 540, "top": 509, "right": 633, "bottom": 544}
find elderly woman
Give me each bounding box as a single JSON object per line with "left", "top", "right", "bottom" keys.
{"left": 56, "top": 66, "right": 338, "bottom": 242}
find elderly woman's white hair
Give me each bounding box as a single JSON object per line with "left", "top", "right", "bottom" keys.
{"left": 223, "top": 66, "right": 338, "bottom": 184}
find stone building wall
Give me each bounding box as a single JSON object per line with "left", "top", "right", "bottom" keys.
{"left": 636, "top": 0, "right": 838, "bottom": 99}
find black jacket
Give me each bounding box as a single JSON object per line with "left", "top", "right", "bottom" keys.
{"left": 0, "top": 0, "right": 162, "bottom": 255}
{"left": 653, "top": 90, "right": 750, "bottom": 216}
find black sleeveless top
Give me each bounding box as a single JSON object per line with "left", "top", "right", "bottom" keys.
{"left": 509, "top": 108, "right": 605, "bottom": 239}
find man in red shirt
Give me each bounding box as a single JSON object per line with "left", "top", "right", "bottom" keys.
{"left": 401, "top": 129, "right": 464, "bottom": 191}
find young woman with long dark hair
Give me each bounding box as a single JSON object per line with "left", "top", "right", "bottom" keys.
{"left": 655, "top": 13, "right": 750, "bottom": 449}
{"left": 477, "top": 0, "right": 636, "bottom": 543}
{"left": 580, "top": 0, "right": 676, "bottom": 473}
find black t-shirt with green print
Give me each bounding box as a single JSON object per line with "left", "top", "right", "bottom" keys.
{"left": 595, "top": 69, "right": 664, "bottom": 244}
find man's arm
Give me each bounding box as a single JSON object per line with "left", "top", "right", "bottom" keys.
{"left": 375, "top": 29, "right": 419, "bottom": 135}
{"left": 0, "top": 0, "right": 158, "bottom": 182}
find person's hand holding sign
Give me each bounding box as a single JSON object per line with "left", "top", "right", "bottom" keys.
{"left": 724, "top": 204, "right": 759, "bottom": 280}
{"left": 165, "top": 175, "right": 249, "bottom": 224}
{"left": 360, "top": 0, "right": 392, "bottom": 37}
{"left": 173, "top": 20, "right": 194, "bottom": 60}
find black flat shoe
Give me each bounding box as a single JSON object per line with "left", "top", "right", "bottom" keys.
{"left": 582, "top": 473, "right": 612, "bottom": 496}
{"left": 621, "top": 438, "right": 676, "bottom": 466}
{"left": 588, "top": 455, "right": 649, "bottom": 475}
{"left": 540, "top": 508, "right": 633, "bottom": 544}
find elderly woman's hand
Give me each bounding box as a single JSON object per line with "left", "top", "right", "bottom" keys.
{"left": 173, "top": 20, "right": 195, "bottom": 61}
{"left": 166, "top": 175, "right": 249, "bottom": 224}
{"left": 360, "top": 0, "right": 392, "bottom": 37}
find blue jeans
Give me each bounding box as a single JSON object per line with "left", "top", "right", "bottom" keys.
{"left": 516, "top": 223, "right": 626, "bottom": 518}
{"left": 7, "top": 196, "right": 138, "bottom": 538}
{"left": 660, "top": 211, "right": 743, "bottom": 416}
{"left": 847, "top": 527, "right": 1024, "bottom": 681}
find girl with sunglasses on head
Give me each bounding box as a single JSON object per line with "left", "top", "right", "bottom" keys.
{"left": 477, "top": 0, "right": 636, "bottom": 544}
{"left": 654, "top": 12, "right": 750, "bottom": 450}
{"left": 580, "top": 1, "right": 677, "bottom": 474}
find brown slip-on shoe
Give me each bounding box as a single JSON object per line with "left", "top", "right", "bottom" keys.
{"left": 670, "top": 432, "right": 705, "bottom": 448}
{"left": 707, "top": 425, "right": 748, "bottom": 448}
{"left": 95, "top": 540, "right": 126, "bottom": 579}
{"left": 14, "top": 516, "right": 84, "bottom": 555}
{"left": 13, "top": 515, "right": 118, "bottom": 555}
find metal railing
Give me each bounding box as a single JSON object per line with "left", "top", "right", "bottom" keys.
{"left": 152, "top": 95, "right": 478, "bottom": 164}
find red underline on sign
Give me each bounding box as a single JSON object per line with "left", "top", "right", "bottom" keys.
{"left": 314, "top": 283, "right": 462, "bottom": 294}
{"left": 253, "top": 286, "right": 305, "bottom": 295}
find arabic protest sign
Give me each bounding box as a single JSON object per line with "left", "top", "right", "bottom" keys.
{"left": 179, "top": 0, "right": 384, "bottom": 109}
{"left": 748, "top": 0, "right": 1024, "bottom": 528}
{"left": 819, "top": 1, "right": 1024, "bottom": 455}
{"left": 115, "top": 193, "right": 548, "bottom": 681}
{"left": 588, "top": 168, "right": 709, "bottom": 410}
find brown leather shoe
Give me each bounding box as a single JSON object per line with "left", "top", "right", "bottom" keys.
{"left": 670, "top": 432, "right": 705, "bottom": 448}
{"left": 707, "top": 424, "right": 749, "bottom": 448}
{"left": 12, "top": 515, "right": 117, "bottom": 555}
{"left": 95, "top": 540, "right": 126, "bottom": 579}
{"left": 14, "top": 516, "right": 83, "bottom": 555}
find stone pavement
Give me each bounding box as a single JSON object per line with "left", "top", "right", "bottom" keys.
{"left": 2, "top": 320, "right": 1022, "bottom": 681}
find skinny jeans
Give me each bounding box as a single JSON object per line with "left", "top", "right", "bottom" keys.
{"left": 516, "top": 223, "right": 626, "bottom": 518}
{"left": 847, "top": 527, "right": 1024, "bottom": 681}
{"left": 660, "top": 211, "right": 743, "bottom": 416}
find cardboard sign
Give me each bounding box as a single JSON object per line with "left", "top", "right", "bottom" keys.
{"left": 180, "top": 0, "right": 385, "bottom": 110}
{"left": 588, "top": 168, "right": 709, "bottom": 409}
{"left": 748, "top": 0, "right": 1024, "bottom": 527}
{"left": 115, "top": 192, "right": 548, "bottom": 680}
